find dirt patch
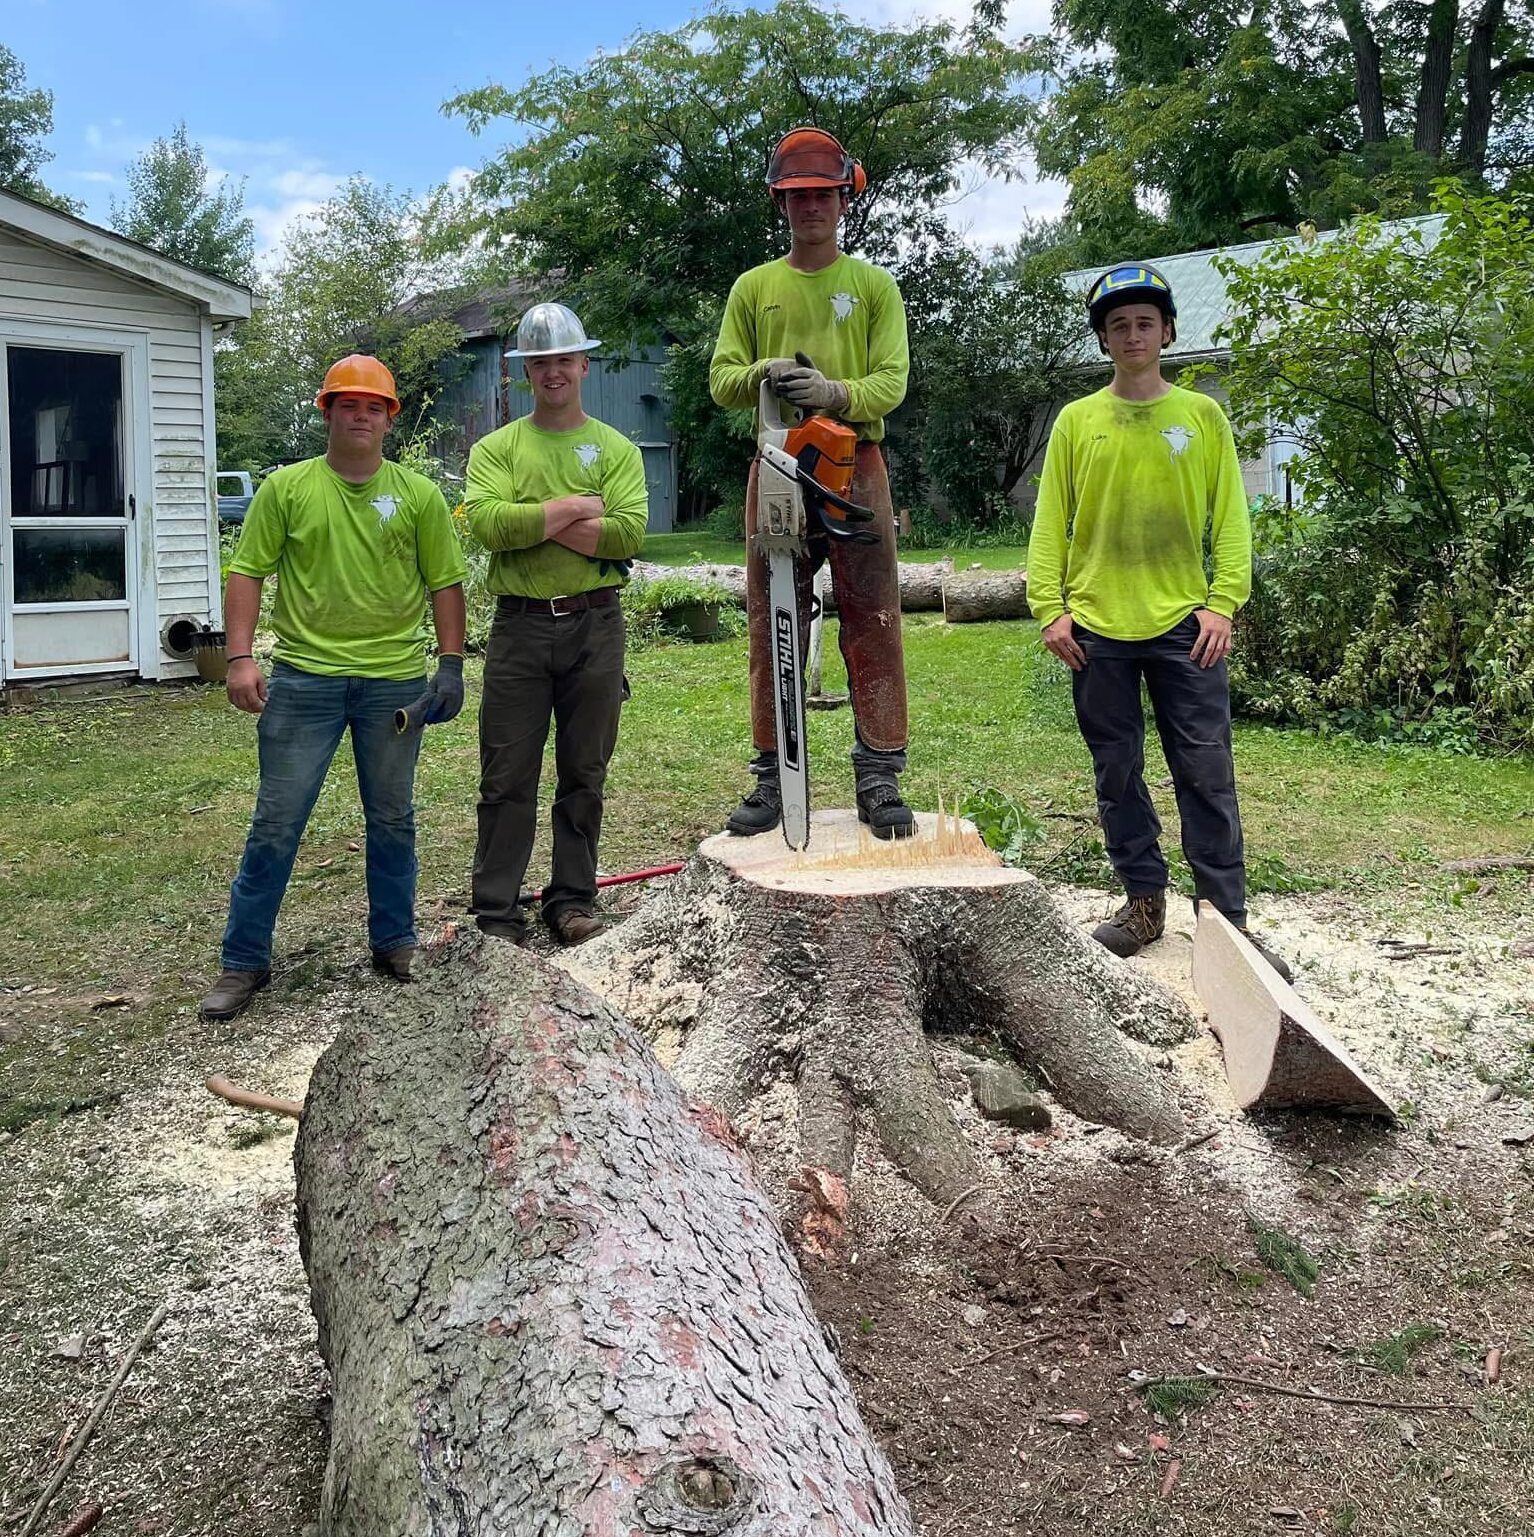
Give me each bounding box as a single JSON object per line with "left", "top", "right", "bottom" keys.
{"left": 3, "top": 888, "right": 1532, "bottom": 1534}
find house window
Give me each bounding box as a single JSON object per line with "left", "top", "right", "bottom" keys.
{"left": 6, "top": 347, "right": 124, "bottom": 518}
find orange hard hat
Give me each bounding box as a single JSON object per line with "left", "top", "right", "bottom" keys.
{"left": 767, "top": 127, "right": 867, "bottom": 197}
{"left": 314, "top": 354, "right": 400, "bottom": 417}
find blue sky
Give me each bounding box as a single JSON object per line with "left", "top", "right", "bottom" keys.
{"left": 8, "top": 0, "right": 1062, "bottom": 261}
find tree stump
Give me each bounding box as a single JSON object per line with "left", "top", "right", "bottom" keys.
{"left": 563, "top": 811, "right": 1194, "bottom": 1238}
{"left": 940, "top": 567, "right": 1031, "bottom": 623}
{"left": 295, "top": 933, "right": 914, "bottom": 1536}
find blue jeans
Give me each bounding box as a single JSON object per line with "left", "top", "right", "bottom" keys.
{"left": 221, "top": 662, "right": 426, "bottom": 970}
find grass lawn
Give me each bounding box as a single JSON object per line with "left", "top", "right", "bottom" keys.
{"left": 1, "top": 614, "right": 1530, "bottom": 1003}
{"left": 641, "top": 529, "right": 1029, "bottom": 572}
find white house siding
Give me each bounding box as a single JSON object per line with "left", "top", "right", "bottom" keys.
{"left": 0, "top": 227, "right": 215, "bottom": 672}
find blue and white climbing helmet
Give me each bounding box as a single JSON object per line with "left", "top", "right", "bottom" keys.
{"left": 1086, "top": 263, "right": 1177, "bottom": 341}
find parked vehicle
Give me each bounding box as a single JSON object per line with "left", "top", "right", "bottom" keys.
{"left": 216, "top": 470, "right": 255, "bottom": 525}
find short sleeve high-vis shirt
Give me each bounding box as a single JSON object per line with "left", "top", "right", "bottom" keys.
{"left": 228, "top": 457, "right": 466, "bottom": 679}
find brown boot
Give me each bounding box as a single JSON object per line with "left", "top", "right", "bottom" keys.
{"left": 549, "top": 908, "right": 602, "bottom": 947}
{"left": 1092, "top": 891, "right": 1166, "bottom": 958}
{"left": 199, "top": 968, "right": 271, "bottom": 1022}
{"left": 370, "top": 945, "right": 416, "bottom": 982}
{"left": 1238, "top": 927, "right": 1294, "bottom": 984}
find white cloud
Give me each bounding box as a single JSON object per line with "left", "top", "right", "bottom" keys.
{"left": 941, "top": 158, "right": 1070, "bottom": 249}
{"left": 445, "top": 165, "right": 476, "bottom": 195}
{"left": 840, "top": 0, "right": 1054, "bottom": 31}
{"left": 269, "top": 167, "right": 347, "bottom": 200}
{"left": 246, "top": 197, "right": 328, "bottom": 268}
{"left": 68, "top": 169, "right": 118, "bottom": 186}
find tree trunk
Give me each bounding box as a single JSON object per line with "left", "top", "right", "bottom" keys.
{"left": 1459, "top": 0, "right": 1507, "bottom": 174}
{"left": 1337, "top": 0, "right": 1388, "bottom": 143}
{"left": 941, "top": 567, "right": 1031, "bottom": 623}
{"left": 561, "top": 811, "right": 1193, "bottom": 1248}
{"left": 1413, "top": 0, "right": 1458, "bottom": 157}
{"left": 295, "top": 933, "right": 915, "bottom": 1537}
{"left": 628, "top": 559, "right": 954, "bottom": 614}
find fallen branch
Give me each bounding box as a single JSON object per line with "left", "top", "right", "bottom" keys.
{"left": 1036, "top": 1250, "right": 1152, "bottom": 1281}
{"left": 53, "top": 1503, "right": 103, "bottom": 1537}
{"left": 1137, "top": 1366, "right": 1475, "bottom": 1415}
{"left": 971, "top": 1331, "right": 1065, "bottom": 1367}
{"left": 1439, "top": 855, "right": 1534, "bottom": 875}
{"left": 19, "top": 1303, "right": 169, "bottom": 1537}
{"left": 205, "top": 1075, "right": 302, "bottom": 1120}
{"left": 939, "top": 1184, "right": 983, "bottom": 1224}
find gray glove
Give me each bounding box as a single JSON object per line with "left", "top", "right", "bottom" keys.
{"left": 394, "top": 654, "right": 465, "bottom": 733}
{"left": 764, "top": 357, "right": 798, "bottom": 390}
{"left": 776, "top": 351, "right": 850, "bottom": 414}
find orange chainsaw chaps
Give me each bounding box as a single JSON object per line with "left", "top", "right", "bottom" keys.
{"left": 785, "top": 415, "right": 858, "bottom": 514}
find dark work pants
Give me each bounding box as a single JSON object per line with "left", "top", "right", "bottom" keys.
{"left": 1071, "top": 612, "right": 1247, "bottom": 925}
{"left": 472, "top": 597, "right": 626, "bottom": 936}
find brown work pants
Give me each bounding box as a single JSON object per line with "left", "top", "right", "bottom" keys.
{"left": 746, "top": 441, "right": 908, "bottom": 754}
{"left": 472, "top": 596, "right": 626, "bottom": 936}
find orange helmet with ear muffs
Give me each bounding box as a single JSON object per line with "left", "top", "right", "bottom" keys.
{"left": 767, "top": 127, "right": 866, "bottom": 197}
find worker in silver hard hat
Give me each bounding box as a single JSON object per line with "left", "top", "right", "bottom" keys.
{"left": 466, "top": 301, "right": 648, "bottom": 948}
{"left": 504, "top": 302, "right": 602, "bottom": 360}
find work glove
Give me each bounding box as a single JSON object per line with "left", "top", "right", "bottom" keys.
{"left": 775, "top": 351, "right": 850, "bottom": 415}
{"left": 764, "top": 357, "right": 798, "bottom": 391}
{"left": 393, "top": 654, "right": 465, "bottom": 734}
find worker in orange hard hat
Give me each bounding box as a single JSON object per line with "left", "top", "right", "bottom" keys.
{"left": 314, "top": 353, "right": 402, "bottom": 416}
{"left": 202, "top": 354, "right": 467, "bottom": 1021}
{"left": 710, "top": 126, "right": 914, "bottom": 838}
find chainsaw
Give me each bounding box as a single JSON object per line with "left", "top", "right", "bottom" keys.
{"left": 756, "top": 359, "right": 877, "bottom": 850}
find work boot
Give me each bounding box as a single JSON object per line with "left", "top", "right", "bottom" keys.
{"left": 726, "top": 757, "right": 783, "bottom": 836}
{"left": 199, "top": 967, "right": 271, "bottom": 1022}
{"left": 1239, "top": 927, "right": 1294, "bottom": 985}
{"left": 1092, "top": 891, "right": 1167, "bottom": 958}
{"left": 370, "top": 945, "right": 415, "bottom": 982}
{"left": 856, "top": 780, "right": 915, "bottom": 840}
{"left": 549, "top": 908, "right": 602, "bottom": 947}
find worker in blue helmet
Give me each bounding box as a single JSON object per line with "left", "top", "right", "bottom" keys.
{"left": 1026, "top": 261, "right": 1293, "bottom": 982}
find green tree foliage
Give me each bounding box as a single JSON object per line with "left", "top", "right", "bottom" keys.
{"left": 1032, "top": 0, "right": 1534, "bottom": 259}
{"left": 216, "top": 179, "right": 473, "bottom": 471}
{"left": 1215, "top": 186, "right": 1534, "bottom": 747}
{"left": 110, "top": 123, "right": 255, "bottom": 284}
{"left": 0, "top": 44, "right": 72, "bottom": 210}
{"left": 446, "top": 0, "right": 1043, "bottom": 512}
{"left": 896, "top": 225, "right": 1082, "bottom": 527}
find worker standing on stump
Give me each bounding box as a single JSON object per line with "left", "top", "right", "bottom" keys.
{"left": 710, "top": 127, "right": 914, "bottom": 839}
{"left": 465, "top": 303, "right": 648, "bottom": 948}
{"left": 201, "top": 355, "right": 468, "bottom": 1021}
{"left": 1027, "top": 264, "right": 1292, "bottom": 981}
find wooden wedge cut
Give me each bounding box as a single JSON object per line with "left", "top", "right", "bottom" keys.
{"left": 1193, "top": 907, "right": 1395, "bottom": 1117}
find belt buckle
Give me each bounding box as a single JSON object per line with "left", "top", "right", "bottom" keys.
{"left": 548, "top": 595, "right": 568, "bottom": 617}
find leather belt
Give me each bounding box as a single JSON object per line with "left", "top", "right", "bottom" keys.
{"left": 497, "top": 587, "right": 619, "bottom": 616}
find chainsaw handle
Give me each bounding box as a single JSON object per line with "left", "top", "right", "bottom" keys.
{"left": 759, "top": 375, "right": 796, "bottom": 434}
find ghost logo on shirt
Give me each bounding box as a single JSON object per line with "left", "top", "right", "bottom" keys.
{"left": 829, "top": 292, "right": 859, "bottom": 324}
{"left": 574, "top": 443, "right": 602, "bottom": 470}
{"left": 1161, "top": 426, "right": 1195, "bottom": 460}
{"left": 371, "top": 495, "right": 399, "bottom": 526}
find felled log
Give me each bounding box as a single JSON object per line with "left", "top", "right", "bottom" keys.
{"left": 561, "top": 810, "right": 1194, "bottom": 1244}
{"left": 940, "top": 567, "right": 1031, "bottom": 624}
{"left": 627, "top": 558, "right": 954, "bottom": 613}
{"left": 1193, "top": 907, "right": 1395, "bottom": 1117}
{"left": 295, "top": 933, "right": 914, "bottom": 1536}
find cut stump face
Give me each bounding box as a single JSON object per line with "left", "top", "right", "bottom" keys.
{"left": 563, "top": 810, "right": 1195, "bottom": 1246}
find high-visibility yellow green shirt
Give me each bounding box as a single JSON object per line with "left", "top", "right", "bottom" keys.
{"left": 709, "top": 253, "right": 909, "bottom": 441}
{"left": 464, "top": 416, "right": 649, "bottom": 598}
{"left": 1027, "top": 386, "right": 1253, "bottom": 640}
{"left": 228, "top": 456, "right": 466, "bottom": 679}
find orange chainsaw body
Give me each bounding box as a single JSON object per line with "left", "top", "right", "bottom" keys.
{"left": 785, "top": 415, "right": 858, "bottom": 516}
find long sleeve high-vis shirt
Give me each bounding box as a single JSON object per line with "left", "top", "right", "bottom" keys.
{"left": 709, "top": 254, "right": 909, "bottom": 441}
{"left": 464, "top": 416, "right": 649, "bottom": 599}
{"left": 1026, "top": 386, "right": 1253, "bottom": 641}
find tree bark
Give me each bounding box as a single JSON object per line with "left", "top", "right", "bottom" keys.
{"left": 1459, "top": 0, "right": 1507, "bottom": 174}
{"left": 1413, "top": 0, "right": 1458, "bottom": 157}
{"left": 295, "top": 933, "right": 915, "bottom": 1537}
{"left": 1337, "top": 0, "right": 1389, "bottom": 143}
{"left": 628, "top": 559, "right": 954, "bottom": 614}
{"left": 561, "top": 811, "right": 1193, "bottom": 1245}
{"left": 941, "top": 567, "right": 1031, "bottom": 623}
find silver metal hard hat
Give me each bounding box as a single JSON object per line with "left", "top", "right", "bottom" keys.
{"left": 504, "top": 302, "right": 601, "bottom": 359}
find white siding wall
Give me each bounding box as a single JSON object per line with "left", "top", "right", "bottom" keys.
{"left": 0, "top": 227, "right": 215, "bottom": 664}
